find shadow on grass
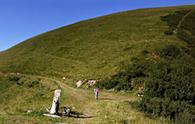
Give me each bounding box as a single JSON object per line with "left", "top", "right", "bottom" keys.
{"left": 66, "top": 111, "right": 95, "bottom": 119}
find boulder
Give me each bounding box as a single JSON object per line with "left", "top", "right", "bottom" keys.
{"left": 76, "top": 80, "right": 83, "bottom": 88}
{"left": 87, "top": 80, "right": 97, "bottom": 86}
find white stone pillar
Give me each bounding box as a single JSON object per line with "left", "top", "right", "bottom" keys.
{"left": 50, "top": 89, "right": 61, "bottom": 114}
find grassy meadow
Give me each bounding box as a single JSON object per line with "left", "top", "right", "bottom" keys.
{"left": 0, "top": 73, "right": 171, "bottom": 124}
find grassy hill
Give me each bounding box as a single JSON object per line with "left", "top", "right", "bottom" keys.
{"left": 0, "top": 5, "right": 194, "bottom": 80}
{"left": 0, "top": 5, "right": 195, "bottom": 124}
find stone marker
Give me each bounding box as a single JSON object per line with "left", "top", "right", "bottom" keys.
{"left": 76, "top": 80, "right": 83, "bottom": 88}
{"left": 50, "top": 89, "right": 61, "bottom": 114}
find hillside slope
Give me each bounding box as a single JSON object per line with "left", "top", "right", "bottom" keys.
{"left": 0, "top": 5, "right": 195, "bottom": 80}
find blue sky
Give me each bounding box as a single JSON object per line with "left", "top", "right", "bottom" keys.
{"left": 1, "top": 0, "right": 195, "bottom": 51}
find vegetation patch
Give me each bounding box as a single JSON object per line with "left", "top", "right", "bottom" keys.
{"left": 96, "top": 60, "right": 147, "bottom": 91}
{"left": 6, "top": 73, "right": 40, "bottom": 88}
{"left": 157, "top": 45, "right": 181, "bottom": 59}
{"left": 160, "top": 9, "right": 191, "bottom": 35}
{"left": 97, "top": 39, "right": 194, "bottom": 123}
{"left": 161, "top": 9, "right": 195, "bottom": 58}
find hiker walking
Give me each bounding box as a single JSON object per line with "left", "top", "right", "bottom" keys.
{"left": 94, "top": 87, "right": 99, "bottom": 100}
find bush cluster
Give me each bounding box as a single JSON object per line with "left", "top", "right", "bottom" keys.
{"left": 158, "top": 45, "right": 181, "bottom": 59}
{"left": 17, "top": 77, "right": 40, "bottom": 88}
{"left": 96, "top": 62, "right": 147, "bottom": 91}
{"left": 7, "top": 74, "right": 40, "bottom": 88}
{"left": 140, "top": 62, "right": 195, "bottom": 123}
{"left": 161, "top": 9, "right": 191, "bottom": 35}
{"left": 177, "top": 29, "right": 195, "bottom": 44}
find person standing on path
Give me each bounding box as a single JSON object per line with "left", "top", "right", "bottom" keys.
{"left": 94, "top": 87, "right": 99, "bottom": 100}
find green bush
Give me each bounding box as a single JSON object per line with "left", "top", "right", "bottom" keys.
{"left": 175, "top": 108, "right": 195, "bottom": 124}
{"left": 158, "top": 45, "right": 181, "bottom": 59}
{"left": 140, "top": 97, "right": 195, "bottom": 123}
{"left": 96, "top": 72, "right": 131, "bottom": 90}
{"left": 140, "top": 61, "right": 195, "bottom": 123}
{"left": 161, "top": 10, "right": 190, "bottom": 29}
{"left": 96, "top": 62, "right": 146, "bottom": 91}
{"left": 177, "top": 29, "right": 195, "bottom": 44}
{"left": 97, "top": 77, "right": 120, "bottom": 89}
{"left": 26, "top": 80, "right": 40, "bottom": 88}
{"left": 17, "top": 76, "right": 40, "bottom": 88}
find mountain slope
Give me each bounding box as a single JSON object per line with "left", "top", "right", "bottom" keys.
{"left": 1, "top": 5, "right": 194, "bottom": 80}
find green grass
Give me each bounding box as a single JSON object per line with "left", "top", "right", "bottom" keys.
{"left": 0, "top": 5, "right": 194, "bottom": 80}
{"left": 0, "top": 5, "right": 195, "bottom": 124}
{"left": 0, "top": 73, "right": 171, "bottom": 124}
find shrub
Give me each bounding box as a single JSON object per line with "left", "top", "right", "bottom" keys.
{"left": 160, "top": 10, "right": 190, "bottom": 29}
{"left": 177, "top": 29, "right": 195, "bottom": 44}
{"left": 96, "top": 72, "right": 131, "bottom": 90}
{"left": 140, "top": 61, "right": 195, "bottom": 123}
{"left": 140, "top": 97, "right": 195, "bottom": 123}
{"left": 17, "top": 76, "right": 40, "bottom": 88}
{"left": 97, "top": 77, "right": 120, "bottom": 90}
{"left": 26, "top": 80, "right": 40, "bottom": 88}
{"left": 158, "top": 45, "right": 181, "bottom": 59}
{"left": 96, "top": 61, "right": 147, "bottom": 91}
{"left": 144, "top": 78, "right": 167, "bottom": 98}
{"left": 175, "top": 108, "right": 195, "bottom": 124}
